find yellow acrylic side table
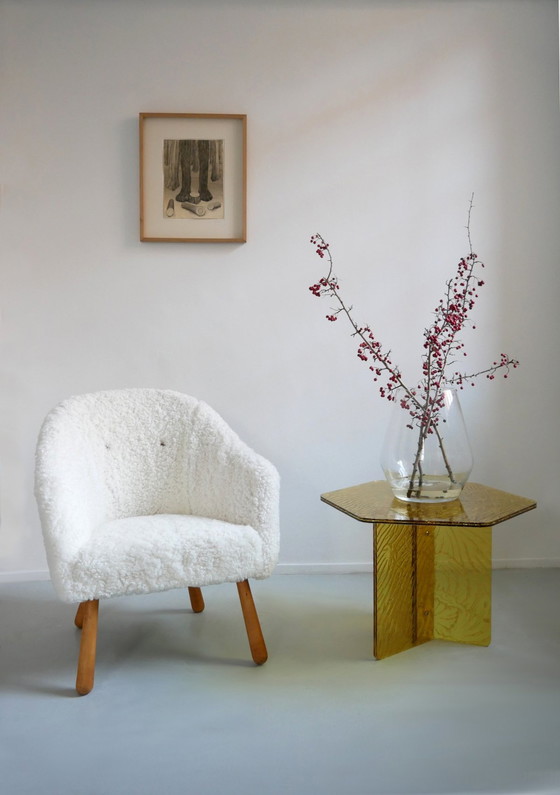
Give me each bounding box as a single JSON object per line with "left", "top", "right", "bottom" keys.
{"left": 320, "top": 481, "right": 536, "bottom": 660}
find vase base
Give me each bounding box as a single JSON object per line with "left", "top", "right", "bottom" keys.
{"left": 387, "top": 475, "right": 468, "bottom": 504}
{"left": 392, "top": 493, "right": 460, "bottom": 504}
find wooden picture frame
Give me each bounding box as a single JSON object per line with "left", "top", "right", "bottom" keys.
{"left": 139, "top": 113, "right": 247, "bottom": 243}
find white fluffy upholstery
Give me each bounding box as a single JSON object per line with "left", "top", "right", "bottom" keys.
{"left": 34, "top": 389, "right": 280, "bottom": 603}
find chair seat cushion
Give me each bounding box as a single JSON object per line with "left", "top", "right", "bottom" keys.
{"left": 68, "top": 514, "right": 265, "bottom": 601}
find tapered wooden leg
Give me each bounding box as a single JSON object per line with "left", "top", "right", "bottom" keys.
{"left": 236, "top": 580, "right": 268, "bottom": 665}
{"left": 74, "top": 602, "right": 86, "bottom": 629}
{"left": 188, "top": 586, "right": 205, "bottom": 613}
{"left": 75, "top": 600, "right": 99, "bottom": 696}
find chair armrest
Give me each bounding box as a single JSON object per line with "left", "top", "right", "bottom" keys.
{"left": 188, "top": 405, "right": 280, "bottom": 575}
{"left": 34, "top": 408, "right": 108, "bottom": 598}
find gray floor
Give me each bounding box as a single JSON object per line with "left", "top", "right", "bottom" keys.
{"left": 1, "top": 571, "right": 559, "bottom": 795}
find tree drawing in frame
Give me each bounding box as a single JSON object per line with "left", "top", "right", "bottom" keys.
{"left": 163, "top": 139, "right": 224, "bottom": 220}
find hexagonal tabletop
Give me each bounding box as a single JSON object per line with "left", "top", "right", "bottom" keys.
{"left": 320, "top": 480, "right": 536, "bottom": 527}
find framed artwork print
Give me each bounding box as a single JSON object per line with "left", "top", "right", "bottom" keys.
{"left": 139, "top": 113, "right": 247, "bottom": 243}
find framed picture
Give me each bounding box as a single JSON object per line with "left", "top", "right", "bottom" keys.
{"left": 139, "top": 113, "right": 247, "bottom": 243}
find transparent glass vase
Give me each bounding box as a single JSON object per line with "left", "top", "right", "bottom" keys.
{"left": 380, "top": 387, "right": 473, "bottom": 503}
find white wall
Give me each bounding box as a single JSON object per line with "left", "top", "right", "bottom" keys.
{"left": 1, "top": 0, "right": 559, "bottom": 579}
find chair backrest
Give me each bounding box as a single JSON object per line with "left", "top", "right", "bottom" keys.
{"left": 35, "top": 388, "right": 237, "bottom": 522}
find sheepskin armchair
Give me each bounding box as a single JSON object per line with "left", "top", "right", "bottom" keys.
{"left": 34, "top": 388, "right": 280, "bottom": 694}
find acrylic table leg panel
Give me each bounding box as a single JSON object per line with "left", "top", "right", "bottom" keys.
{"left": 432, "top": 523, "right": 492, "bottom": 646}
{"left": 373, "top": 522, "right": 492, "bottom": 659}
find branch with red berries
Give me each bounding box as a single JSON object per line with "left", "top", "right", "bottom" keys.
{"left": 308, "top": 199, "right": 518, "bottom": 432}
{"left": 308, "top": 198, "right": 519, "bottom": 497}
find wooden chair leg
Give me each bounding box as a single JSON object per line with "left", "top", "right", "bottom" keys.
{"left": 236, "top": 580, "right": 268, "bottom": 665}
{"left": 74, "top": 602, "right": 86, "bottom": 629}
{"left": 188, "top": 586, "right": 205, "bottom": 613}
{"left": 75, "top": 600, "right": 99, "bottom": 696}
